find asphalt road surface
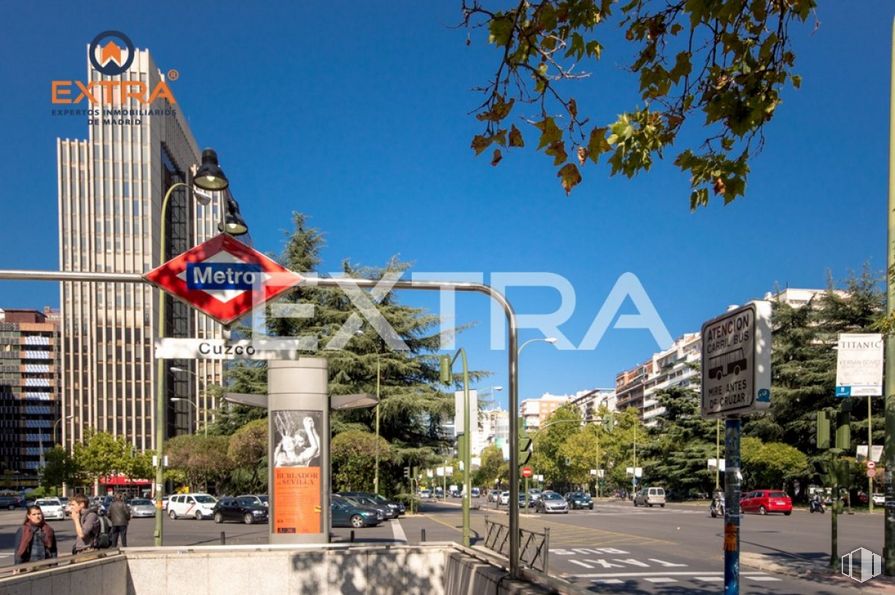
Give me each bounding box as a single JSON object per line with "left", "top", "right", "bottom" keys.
{"left": 0, "top": 498, "right": 886, "bottom": 593}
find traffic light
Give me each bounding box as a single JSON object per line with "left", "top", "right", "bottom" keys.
{"left": 439, "top": 355, "right": 452, "bottom": 384}
{"left": 603, "top": 414, "right": 614, "bottom": 433}
{"left": 403, "top": 466, "right": 410, "bottom": 478}
{"left": 519, "top": 434, "right": 532, "bottom": 466}
{"left": 835, "top": 422, "right": 851, "bottom": 450}
{"left": 816, "top": 410, "right": 831, "bottom": 449}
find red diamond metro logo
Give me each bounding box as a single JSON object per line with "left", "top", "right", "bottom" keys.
{"left": 144, "top": 234, "right": 301, "bottom": 325}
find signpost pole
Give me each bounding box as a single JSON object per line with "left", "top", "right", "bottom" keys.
{"left": 870, "top": 396, "right": 874, "bottom": 513}
{"left": 724, "top": 417, "right": 741, "bottom": 595}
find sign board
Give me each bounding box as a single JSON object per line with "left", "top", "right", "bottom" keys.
{"left": 626, "top": 467, "right": 643, "bottom": 478}
{"left": 857, "top": 445, "right": 884, "bottom": 463}
{"left": 701, "top": 301, "right": 772, "bottom": 418}
{"left": 521, "top": 466, "right": 533, "bottom": 478}
{"left": 835, "top": 333, "right": 883, "bottom": 397}
{"left": 144, "top": 234, "right": 301, "bottom": 325}
{"left": 454, "top": 390, "right": 479, "bottom": 437}
{"left": 535, "top": 474, "right": 544, "bottom": 482}
{"left": 868, "top": 468, "right": 877, "bottom": 479}
{"left": 868, "top": 461, "right": 876, "bottom": 470}
{"left": 707, "top": 458, "right": 726, "bottom": 471}
{"left": 154, "top": 338, "right": 306, "bottom": 360}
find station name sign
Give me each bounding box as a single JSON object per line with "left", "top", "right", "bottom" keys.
{"left": 700, "top": 301, "right": 772, "bottom": 419}
{"left": 154, "top": 338, "right": 302, "bottom": 361}
{"left": 186, "top": 262, "right": 263, "bottom": 290}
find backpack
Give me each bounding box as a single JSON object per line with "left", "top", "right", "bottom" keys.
{"left": 94, "top": 514, "right": 112, "bottom": 549}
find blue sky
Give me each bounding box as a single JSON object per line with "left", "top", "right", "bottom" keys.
{"left": 0, "top": 2, "right": 890, "bottom": 408}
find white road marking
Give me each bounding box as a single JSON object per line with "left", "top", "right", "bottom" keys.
{"left": 613, "top": 558, "right": 649, "bottom": 567}
{"left": 645, "top": 577, "right": 678, "bottom": 583}
{"left": 391, "top": 518, "right": 406, "bottom": 542}
{"left": 570, "top": 571, "right": 777, "bottom": 579}
{"left": 648, "top": 558, "right": 688, "bottom": 567}
{"left": 569, "top": 560, "right": 593, "bottom": 569}
{"left": 597, "top": 579, "right": 624, "bottom": 584}
{"left": 694, "top": 576, "right": 724, "bottom": 582}
{"left": 747, "top": 576, "right": 782, "bottom": 582}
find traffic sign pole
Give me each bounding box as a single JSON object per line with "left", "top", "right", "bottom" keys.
{"left": 724, "top": 418, "right": 742, "bottom": 595}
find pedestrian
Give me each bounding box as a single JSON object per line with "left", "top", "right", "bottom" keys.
{"left": 13, "top": 505, "right": 58, "bottom": 564}
{"left": 108, "top": 493, "right": 130, "bottom": 547}
{"left": 68, "top": 494, "right": 100, "bottom": 554}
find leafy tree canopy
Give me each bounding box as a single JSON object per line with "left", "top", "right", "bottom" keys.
{"left": 462, "top": 0, "right": 815, "bottom": 201}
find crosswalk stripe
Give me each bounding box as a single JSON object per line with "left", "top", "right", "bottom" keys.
{"left": 597, "top": 579, "right": 624, "bottom": 584}
{"left": 747, "top": 576, "right": 782, "bottom": 582}
{"left": 644, "top": 577, "right": 678, "bottom": 583}
{"left": 568, "top": 560, "right": 593, "bottom": 569}
{"left": 694, "top": 576, "right": 724, "bottom": 582}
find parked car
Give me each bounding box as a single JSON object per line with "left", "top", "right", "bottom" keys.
{"left": 35, "top": 498, "right": 65, "bottom": 521}
{"left": 536, "top": 491, "right": 569, "bottom": 514}
{"left": 471, "top": 487, "right": 481, "bottom": 498}
{"left": 341, "top": 492, "right": 405, "bottom": 516}
{"left": 488, "top": 490, "right": 501, "bottom": 503}
{"left": 337, "top": 493, "right": 394, "bottom": 520}
{"left": 873, "top": 493, "right": 886, "bottom": 506}
{"left": 528, "top": 489, "right": 542, "bottom": 505}
{"left": 565, "top": 492, "right": 594, "bottom": 510}
{"left": 213, "top": 496, "right": 269, "bottom": 524}
{"left": 236, "top": 494, "right": 267, "bottom": 509}
{"left": 499, "top": 491, "right": 510, "bottom": 505}
{"left": 331, "top": 495, "right": 383, "bottom": 528}
{"left": 258, "top": 495, "right": 269, "bottom": 507}
{"left": 740, "top": 490, "right": 792, "bottom": 515}
{"left": 633, "top": 487, "right": 666, "bottom": 508}
{"left": 58, "top": 496, "right": 71, "bottom": 517}
{"left": 161, "top": 496, "right": 170, "bottom": 511}
{"left": 418, "top": 489, "right": 432, "bottom": 499}
{"left": 0, "top": 495, "right": 22, "bottom": 510}
{"left": 127, "top": 498, "right": 157, "bottom": 518}
{"left": 167, "top": 493, "right": 218, "bottom": 520}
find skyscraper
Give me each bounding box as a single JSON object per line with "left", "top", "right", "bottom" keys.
{"left": 57, "top": 45, "right": 223, "bottom": 454}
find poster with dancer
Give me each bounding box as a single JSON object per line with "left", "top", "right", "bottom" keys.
{"left": 272, "top": 410, "right": 322, "bottom": 534}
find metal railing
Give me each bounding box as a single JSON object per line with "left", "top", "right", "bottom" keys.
{"left": 483, "top": 516, "right": 549, "bottom": 573}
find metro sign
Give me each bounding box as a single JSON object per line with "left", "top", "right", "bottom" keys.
{"left": 144, "top": 234, "right": 301, "bottom": 325}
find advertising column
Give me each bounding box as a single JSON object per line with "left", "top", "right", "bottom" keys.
{"left": 268, "top": 358, "right": 329, "bottom": 544}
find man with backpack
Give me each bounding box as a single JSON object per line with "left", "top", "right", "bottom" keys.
{"left": 67, "top": 494, "right": 111, "bottom": 554}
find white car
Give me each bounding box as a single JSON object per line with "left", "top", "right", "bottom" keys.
{"left": 167, "top": 493, "right": 218, "bottom": 520}
{"left": 873, "top": 493, "right": 885, "bottom": 506}
{"left": 418, "top": 489, "right": 432, "bottom": 499}
{"left": 35, "top": 498, "right": 65, "bottom": 521}
{"left": 499, "top": 491, "right": 510, "bottom": 505}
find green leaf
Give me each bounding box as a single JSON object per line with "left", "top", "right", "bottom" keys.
{"left": 488, "top": 14, "right": 515, "bottom": 47}
{"left": 476, "top": 95, "right": 516, "bottom": 123}
{"left": 586, "top": 127, "right": 611, "bottom": 164}
{"left": 546, "top": 140, "right": 568, "bottom": 165}
{"left": 533, "top": 117, "right": 563, "bottom": 149}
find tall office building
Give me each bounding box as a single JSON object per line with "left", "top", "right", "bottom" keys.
{"left": 0, "top": 308, "right": 60, "bottom": 489}
{"left": 58, "top": 46, "right": 223, "bottom": 453}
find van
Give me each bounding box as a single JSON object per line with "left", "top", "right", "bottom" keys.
{"left": 633, "top": 487, "right": 666, "bottom": 508}
{"left": 167, "top": 493, "right": 218, "bottom": 520}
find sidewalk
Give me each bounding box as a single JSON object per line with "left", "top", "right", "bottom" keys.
{"left": 741, "top": 551, "right": 895, "bottom": 592}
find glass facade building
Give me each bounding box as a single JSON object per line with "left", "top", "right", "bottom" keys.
{"left": 57, "top": 48, "right": 223, "bottom": 453}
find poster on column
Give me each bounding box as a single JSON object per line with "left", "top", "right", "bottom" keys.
{"left": 272, "top": 410, "right": 322, "bottom": 534}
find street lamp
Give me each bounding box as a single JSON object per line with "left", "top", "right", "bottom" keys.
{"left": 52, "top": 415, "right": 74, "bottom": 445}
{"left": 155, "top": 147, "right": 230, "bottom": 547}
{"left": 171, "top": 398, "right": 205, "bottom": 437}
{"left": 440, "top": 348, "right": 472, "bottom": 547}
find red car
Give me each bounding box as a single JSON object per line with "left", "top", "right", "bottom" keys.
{"left": 740, "top": 490, "right": 792, "bottom": 515}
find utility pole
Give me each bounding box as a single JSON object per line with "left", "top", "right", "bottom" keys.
{"left": 886, "top": 15, "right": 895, "bottom": 576}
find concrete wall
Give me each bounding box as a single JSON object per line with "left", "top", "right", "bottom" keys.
{"left": 0, "top": 543, "right": 568, "bottom": 595}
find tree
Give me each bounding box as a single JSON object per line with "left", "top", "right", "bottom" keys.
{"left": 166, "top": 435, "right": 234, "bottom": 492}
{"left": 227, "top": 419, "right": 268, "bottom": 493}
{"left": 72, "top": 431, "right": 133, "bottom": 486}
{"left": 331, "top": 430, "right": 393, "bottom": 492}
{"left": 462, "top": 0, "right": 815, "bottom": 199}
{"left": 741, "top": 436, "right": 809, "bottom": 490}
{"left": 531, "top": 405, "right": 582, "bottom": 488}
{"left": 40, "top": 446, "right": 81, "bottom": 490}
{"left": 475, "top": 445, "right": 508, "bottom": 488}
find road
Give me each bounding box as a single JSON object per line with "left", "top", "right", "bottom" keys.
{"left": 0, "top": 498, "right": 887, "bottom": 593}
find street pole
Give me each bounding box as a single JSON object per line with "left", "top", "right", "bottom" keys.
{"left": 724, "top": 418, "right": 742, "bottom": 595}
{"left": 716, "top": 418, "right": 721, "bottom": 491}
{"left": 373, "top": 358, "right": 380, "bottom": 495}
{"left": 461, "top": 350, "right": 471, "bottom": 548}
{"left": 869, "top": 396, "right": 874, "bottom": 513}
{"left": 886, "top": 15, "right": 895, "bottom": 576}
{"left": 632, "top": 422, "right": 637, "bottom": 497}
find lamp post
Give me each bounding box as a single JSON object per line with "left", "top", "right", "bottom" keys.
{"left": 885, "top": 16, "right": 895, "bottom": 576}
{"left": 53, "top": 415, "right": 74, "bottom": 445}
{"left": 517, "top": 337, "right": 556, "bottom": 508}
{"left": 154, "top": 148, "right": 231, "bottom": 547}
{"left": 440, "top": 349, "right": 471, "bottom": 547}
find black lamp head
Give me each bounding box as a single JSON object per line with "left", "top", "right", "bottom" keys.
{"left": 194, "top": 148, "right": 229, "bottom": 191}
{"left": 218, "top": 196, "right": 249, "bottom": 236}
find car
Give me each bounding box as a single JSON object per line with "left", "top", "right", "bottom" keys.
{"left": 528, "top": 489, "right": 542, "bottom": 505}
{"left": 873, "top": 493, "right": 885, "bottom": 506}
{"left": 258, "top": 495, "right": 269, "bottom": 507}
{"left": 536, "top": 491, "right": 569, "bottom": 514}
{"left": 34, "top": 498, "right": 65, "bottom": 521}
{"left": 167, "top": 493, "right": 218, "bottom": 520}
{"left": 341, "top": 492, "right": 405, "bottom": 517}
{"left": 337, "top": 493, "right": 394, "bottom": 519}
{"left": 58, "top": 496, "right": 71, "bottom": 517}
{"left": 161, "top": 496, "right": 170, "bottom": 511}
{"left": 213, "top": 496, "right": 269, "bottom": 524}
{"left": 236, "top": 494, "right": 267, "bottom": 508}
{"left": 564, "top": 492, "right": 594, "bottom": 510}
{"left": 418, "top": 489, "right": 432, "bottom": 499}
{"left": 740, "top": 490, "right": 792, "bottom": 515}
{"left": 127, "top": 498, "right": 157, "bottom": 518}
{"left": 633, "top": 487, "right": 666, "bottom": 508}
{"left": 0, "top": 495, "right": 23, "bottom": 510}
{"left": 499, "top": 491, "right": 510, "bottom": 505}
{"left": 331, "top": 495, "right": 383, "bottom": 528}
{"left": 488, "top": 490, "right": 501, "bottom": 503}
{"left": 471, "top": 487, "right": 481, "bottom": 498}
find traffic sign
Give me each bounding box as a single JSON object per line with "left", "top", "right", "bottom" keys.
{"left": 144, "top": 234, "right": 301, "bottom": 325}
{"left": 868, "top": 468, "right": 878, "bottom": 479}
{"left": 868, "top": 461, "right": 876, "bottom": 470}
{"left": 701, "top": 301, "right": 772, "bottom": 418}
{"left": 521, "top": 466, "right": 533, "bottom": 478}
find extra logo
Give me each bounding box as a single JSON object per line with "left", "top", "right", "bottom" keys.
{"left": 51, "top": 31, "right": 176, "bottom": 107}
{"left": 89, "top": 31, "right": 135, "bottom": 76}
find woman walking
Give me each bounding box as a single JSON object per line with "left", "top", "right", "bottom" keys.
{"left": 13, "top": 506, "right": 58, "bottom": 564}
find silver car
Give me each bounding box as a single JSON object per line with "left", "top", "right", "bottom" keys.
{"left": 127, "top": 498, "right": 157, "bottom": 518}
{"left": 536, "top": 491, "right": 569, "bottom": 514}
